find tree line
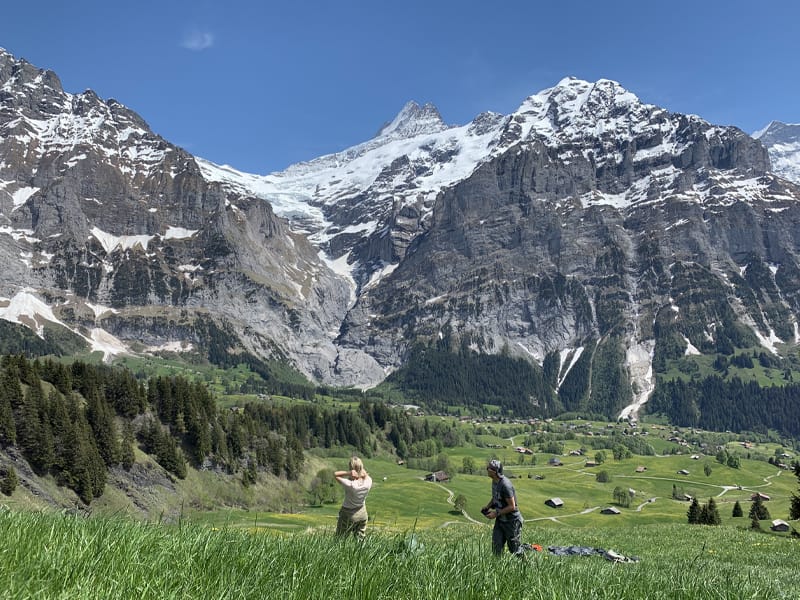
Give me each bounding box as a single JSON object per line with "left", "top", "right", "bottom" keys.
{"left": 0, "top": 354, "right": 467, "bottom": 504}
{"left": 647, "top": 375, "right": 800, "bottom": 438}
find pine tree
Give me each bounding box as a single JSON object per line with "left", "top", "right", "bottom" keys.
{"left": 749, "top": 495, "right": 771, "bottom": 521}
{"left": 86, "top": 387, "right": 119, "bottom": 466}
{"left": 706, "top": 497, "right": 721, "bottom": 525}
{"left": 0, "top": 388, "right": 15, "bottom": 446}
{"left": 65, "top": 395, "right": 107, "bottom": 503}
{"left": 48, "top": 390, "right": 75, "bottom": 485}
{"left": 732, "top": 500, "right": 743, "bottom": 517}
{"left": 0, "top": 466, "right": 17, "bottom": 496}
{"left": 699, "top": 503, "right": 710, "bottom": 525}
{"left": 18, "top": 380, "right": 54, "bottom": 475}
{"left": 120, "top": 424, "right": 136, "bottom": 471}
{"left": 687, "top": 497, "right": 701, "bottom": 524}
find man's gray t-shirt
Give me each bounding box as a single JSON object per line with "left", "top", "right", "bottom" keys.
{"left": 491, "top": 475, "right": 521, "bottom": 521}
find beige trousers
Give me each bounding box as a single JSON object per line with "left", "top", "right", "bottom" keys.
{"left": 336, "top": 505, "right": 368, "bottom": 540}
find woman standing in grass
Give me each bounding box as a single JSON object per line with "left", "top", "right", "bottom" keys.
{"left": 334, "top": 456, "right": 373, "bottom": 540}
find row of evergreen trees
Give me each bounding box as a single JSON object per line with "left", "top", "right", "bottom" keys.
{"left": 386, "top": 335, "right": 639, "bottom": 421}
{"left": 687, "top": 496, "right": 775, "bottom": 527}
{"left": 648, "top": 375, "right": 800, "bottom": 438}
{"left": 0, "top": 354, "right": 474, "bottom": 504}
{"left": 387, "top": 343, "right": 555, "bottom": 417}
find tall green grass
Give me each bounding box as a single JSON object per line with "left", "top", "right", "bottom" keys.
{"left": 1, "top": 509, "right": 797, "bottom": 599}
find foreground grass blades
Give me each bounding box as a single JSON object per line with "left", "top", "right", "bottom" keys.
{"left": 0, "top": 510, "right": 797, "bottom": 599}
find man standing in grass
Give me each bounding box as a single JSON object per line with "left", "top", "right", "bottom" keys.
{"left": 482, "top": 459, "right": 523, "bottom": 555}
{"left": 334, "top": 456, "right": 373, "bottom": 540}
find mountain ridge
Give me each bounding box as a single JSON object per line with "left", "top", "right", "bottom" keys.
{"left": 4, "top": 48, "right": 800, "bottom": 423}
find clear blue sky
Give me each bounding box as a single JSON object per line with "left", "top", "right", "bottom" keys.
{"left": 2, "top": 1, "right": 798, "bottom": 174}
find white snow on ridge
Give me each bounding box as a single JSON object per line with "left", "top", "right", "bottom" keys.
{"left": 556, "top": 346, "right": 584, "bottom": 391}
{"left": 0, "top": 290, "right": 128, "bottom": 361}
{"left": 146, "top": 340, "right": 193, "bottom": 353}
{"left": 0, "top": 290, "right": 62, "bottom": 336}
{"left": 88, "top": 327, "right": 128, "bottom": 360}
{"left": 11, "top": 186, "right": 39, "bottom": 210}
{"left": 683, "top": 336, "right": 701, "bottom": 355}
{"left": 90, "top": 226, "right": 154, "bottom": 253}
{"left": 164, "top": 226, "right": 198, "bottom": 239}
{"left": 196, "top": 76, "right": 728, "bottom": 271}
{"left": 196, "top": 112, "right": 503, "bottom": 242}
{"left": 0, "top": 225, "right": 39, "bottom": 243}
{"left": 88, "top": 225, "right": 200, "bottom": 253}
{"left": 86, "top": 301, "right": 116, "bottom": 318}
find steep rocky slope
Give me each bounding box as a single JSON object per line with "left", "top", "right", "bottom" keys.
{"left": 4, "top": 48, "right": 800, "bottom": 419}
{"left": 0, "top": 49, "right": 355, "bottom": 384}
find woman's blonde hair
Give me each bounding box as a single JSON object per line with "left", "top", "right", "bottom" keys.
{"left": 349, "top": 456, "right": 367, "bottom": 478}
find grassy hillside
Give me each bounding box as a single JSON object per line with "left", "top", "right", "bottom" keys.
{"left": 179, "top": 449, "right": 798, "bottom": 534}
{"left": 0, "top": 509, "right": 797, "bottom": 599}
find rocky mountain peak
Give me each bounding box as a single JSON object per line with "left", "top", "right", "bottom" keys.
{"left": 753, "top": 121, "right": 800, "bottom": 184}
{"left": 0, "top": 50, "right": 61, "bottom": 89}
{"left": 375, "top": 100, "right": 449, "bottom": 139}
{"left": 511, "top": 77, "right": 656, "bottom": 143}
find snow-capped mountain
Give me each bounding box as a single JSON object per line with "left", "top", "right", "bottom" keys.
{"left": 4, "top": 46, "right": 800, "bottom": 421}
{"left": 200, "top": 77, "right": 770, "bottom": 295}
{"left": 753, "top": 121, "right": 800, "bottom": 184}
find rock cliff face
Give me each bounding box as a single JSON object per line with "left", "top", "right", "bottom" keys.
{"left": 0, "top": 48, "right": 355, "bottom": 383}
{"left": 4, "top": 49, "right": 800, "bottom": 418}
{"left": 333, "top": 91, "right": 800, "bottom": 417}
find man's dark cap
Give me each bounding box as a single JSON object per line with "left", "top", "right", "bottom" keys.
{"left": 488, "top": 459, "right": 503, "bottom": 474}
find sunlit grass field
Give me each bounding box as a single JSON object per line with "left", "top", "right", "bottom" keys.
{"left": 0, "top": 508, "right": 797, "bottom": 600}
{"left": 181, "top": 450, "right": 796, "bottom": 534}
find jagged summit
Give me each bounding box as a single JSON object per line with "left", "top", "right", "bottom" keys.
{"left": 375, "top": 101, "right": 449, "bottom": 139}
{"left": 510, "top": 77, "right": 662, "bottom": 144}
{"left": 753, "top": 120, "right": 800, "bottom": 144}
{"left": 753, "top": 120, "right": 800, "bottom": 184}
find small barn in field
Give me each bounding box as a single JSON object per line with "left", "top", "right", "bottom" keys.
{"left": 770, "top": 519, "right": 790, "bottom": 532}
{"left": 545, "top": 497, "right": 564, "bottom": 508}
{"left": 424, "top": 471, "right": 449, "bottom": 483}
{"left": 601, "top": 507, "right": 621, "bottom": 515}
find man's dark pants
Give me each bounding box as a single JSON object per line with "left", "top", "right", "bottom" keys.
{"left": 492, "top": 516, "right": 522, "bottom": 555}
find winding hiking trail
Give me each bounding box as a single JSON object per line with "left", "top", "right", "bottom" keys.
{"left": 635, "top": 498, "right": 658, "bottom": 511}
{"left": 433, "top": 481, "right": 484, "bottom": 527}
{"left": 525, "top": 506, "right": 600, "bottom": 523}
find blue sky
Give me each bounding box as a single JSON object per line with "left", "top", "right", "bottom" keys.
{"left": 2, "top": 1, "right": 799, "bottom": 174}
